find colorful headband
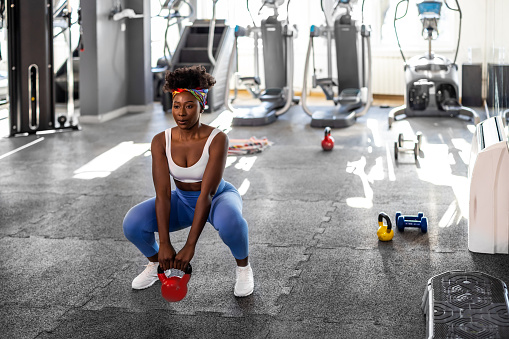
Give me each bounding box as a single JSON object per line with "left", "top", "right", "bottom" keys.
{"left": 172, "top": 88, "right": 208, "bottom": 109}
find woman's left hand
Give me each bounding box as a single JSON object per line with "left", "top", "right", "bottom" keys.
{"left": 174, "top": 243, "right": 195, "bottom": 271}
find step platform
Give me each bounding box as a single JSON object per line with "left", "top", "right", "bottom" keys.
{"left": 421, "top": 271, "right": 509, "bottom": 338}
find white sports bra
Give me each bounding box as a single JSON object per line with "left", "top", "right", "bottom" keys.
{"left": 165, "top": 128, "right": 221, "bottom": 183}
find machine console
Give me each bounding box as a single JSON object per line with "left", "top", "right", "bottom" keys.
{"left": 417, "top": 1, "right": 442, "bottom": 17}
{"left": 263, "top": 0, "right": 285, "bottom": 7}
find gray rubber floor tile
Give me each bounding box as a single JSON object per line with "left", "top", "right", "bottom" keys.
{"left": 23, "top": 194, "right": 149, "bottom": 240}
{"left": 242, "top": 199, "right": 333, "bottom": 246}
{"left": 0, "top": 236, "right": 141, "bottom": 307}
{"left": 82, "top": 243, "right": 306, "bottom": 317}
{"left": 316, "top": 201, "right": 469, "bottom": 251}
{"left": 0, "top": 191, "right": 80, "bottom": 236}
{"left": 277, "top": 247, "right": 509, "bottom": 334}
{"left": 265, "top": 318, "right": 420, "bottom": 339}
{"left": 0, "top": 305, "right": 69, "bottom": 339}
{"left": 0, "top": 105, "right": 490, "bottom": 339}
{"left": 37, "top": 309, "right": 271, "bottom": 339}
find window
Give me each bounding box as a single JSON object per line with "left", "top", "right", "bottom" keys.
{"left": 376, "top": 0, "right": 457, "bottom": 52}
{"left": 150, "top": 0, "right": 194, "bottom": 68}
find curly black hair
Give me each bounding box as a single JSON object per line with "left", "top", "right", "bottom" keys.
{"left": 163, "top": 65, "right": 216, "bottom": 92}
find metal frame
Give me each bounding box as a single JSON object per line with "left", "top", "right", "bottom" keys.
{"left": 7, "top": 0, "right": 80, "bottom": 136}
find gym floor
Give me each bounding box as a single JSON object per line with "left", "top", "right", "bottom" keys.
{"left": 1, "top": 97, "right": 507, "bottom": 339}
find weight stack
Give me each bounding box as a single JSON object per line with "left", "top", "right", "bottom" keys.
{"left": 8, "top": 0, "right": 55, "bottom": 136}
{"left": 461, "top": 63, "right": 483, "bottom": 107}
{"left": 422, "top": 271, "right": 509, "bottom": 338}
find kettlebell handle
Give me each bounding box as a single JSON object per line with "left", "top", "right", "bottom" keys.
{"left": 157, "top": 263, "right": 192, "bottom": 276}
{"left": 378, "top": 212, "right": 392, "bottom": 232}
{"left": 324, "top": 126, "right": 331, "bottom": 137}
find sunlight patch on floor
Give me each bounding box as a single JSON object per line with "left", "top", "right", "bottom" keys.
{"left": 367, "top": 157, "right": 384, "bottom": 183}
{"left": 451, "top": 138, "right": 472, "bottom": 166}
{"left": 235, "top": 156, "right": 257, "bottom": 171}
{"left": 238, "top": 178, "right": 250, "bottom": 196}
{"left": 73, "top": 141, "right": 150, "bottom": 179}
{"left": 367, "top": 119, "right": 382, "bottom": 147}
{"left": 225, "top": 156, "right": 237, "bottom": 168}
{"left": 209, "top": 110, "right": 234, "bottom": 134}
{"left": 392, "top": 120, "right": 416, "bottom": 138}
{"left": 0, "top": 137, "right": 45, "bottom": 160}
{"left": 385, "top": 142, "right": 396, "bottom": 181}
{"left": 346, "top": 156, "right": 385, "bottom": 209}
{"left": 438, "top": 200, "right": 463, "bottom": 228}
{"left": 417, "top": 143, "right": 470, "bottom": 224}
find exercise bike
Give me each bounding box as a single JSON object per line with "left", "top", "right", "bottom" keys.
{"left": 388, "top": 0, "right": 480, "bottom": 128}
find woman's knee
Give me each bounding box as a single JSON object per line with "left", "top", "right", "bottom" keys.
{"left": 123, "top": 198, "right": 156, "bottom": 239}
{"left": 123, "top": 209, "right": 140, "bottom": 241}
{"left": 123, "top": 203, "right": 152, "bottom": 240}
{"left": 218, "top": 215, "right": 249, "bottom": 259}
{"left": 217, "top": 212, "right": 248, "bottom": 241}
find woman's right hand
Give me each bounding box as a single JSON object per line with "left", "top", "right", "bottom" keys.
{"left": 158, "top": 243, "right": 176, "bottom": 271}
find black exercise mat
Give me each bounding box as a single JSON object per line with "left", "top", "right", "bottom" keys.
{"left": 422, "top": 271, "right": 509, "bottom": 338}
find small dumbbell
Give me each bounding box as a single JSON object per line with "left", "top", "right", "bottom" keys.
{"left": 395, "top": 211, "right": 427, "bottom": 233}
{"left": 394, "top": 132, "right": 422, "bottom": 161}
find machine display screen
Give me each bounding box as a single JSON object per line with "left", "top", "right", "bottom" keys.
{"left": 339, "top": 0, "right": 350, "bottom": 3}
{"left": 417, "top": 2, "right": 442, "bottom": 16}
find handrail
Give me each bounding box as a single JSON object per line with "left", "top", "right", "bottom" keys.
{"left": 301, "top": 34, "right": 313, "bottom": 117}
{"left": 207, "top": 0, "right": 218, "bottom": 67}
{"left": 224, "top": 37, "right": 236, "bottom": 112}
{"left": 355, "top": 27, "right": 372, "bottom": 118}
{"left": 275, "top": 26, "right": 294, "bottom": 116}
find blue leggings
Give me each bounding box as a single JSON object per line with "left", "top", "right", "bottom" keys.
{"left": 123, "top": 179, "right": 249, "bottom": 260}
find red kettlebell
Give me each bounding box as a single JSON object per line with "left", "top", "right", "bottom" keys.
{"left": 321, "top": 127, "right": 334, "bottom": 151}
{"left": 157, "top": 264, "right": 192, "bottom": 302}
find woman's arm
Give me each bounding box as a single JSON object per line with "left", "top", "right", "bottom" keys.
{"left": 173, "top": 131, "right": 228, "bottom": 271}
{"left": 151, "top": 132, "right": 176, "bottom": 270}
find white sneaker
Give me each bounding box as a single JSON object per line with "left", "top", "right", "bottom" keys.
{"left": 132, "top": 262, "right": 160, "bottom": 290}
{"left": 234, "top": 263, "right": 254, "bottom": 297}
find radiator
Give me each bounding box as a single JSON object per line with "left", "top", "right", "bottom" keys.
{"left": 372, "top": 55, "right": 406, "bottom": 95}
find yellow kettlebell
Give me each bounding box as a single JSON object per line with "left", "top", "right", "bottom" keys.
{"left": 377, "top": 212, "right": 394, "bottom": 241}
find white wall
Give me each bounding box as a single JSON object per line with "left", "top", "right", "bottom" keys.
{"left": 455, "top": 0, "right": 508, "bottom": 66}
{"left": 483, "top": 0, "right": 509, "bottom": 64}
{"left": 195, "top": 0, "right": 507, "bottom": 97}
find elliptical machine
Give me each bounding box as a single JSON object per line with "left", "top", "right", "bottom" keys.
{"left": 301, "top": 0, "right": 372, "bottom": 128}
{"left": 388, "top": 0, "right": 480, "bottom": 128}
{"left": 225, "top": 0, "right": 296, "bottom": 126}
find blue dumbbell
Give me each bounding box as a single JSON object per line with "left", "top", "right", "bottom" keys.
{"left": 395, "top": 212, "right": 427, "bottom": 233}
